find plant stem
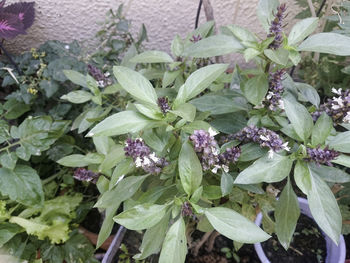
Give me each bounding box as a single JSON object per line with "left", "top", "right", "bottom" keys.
{"left": 0, "top": 42, "right": 23, "bottom": 75}
{"left": 42, "top": 170, "right": 66, "bottom": 185}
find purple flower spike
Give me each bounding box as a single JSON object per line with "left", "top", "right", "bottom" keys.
{"left": 264, "top": 69, "right": 286, "bottom": 111}
{"left": 306, "top": 146, "right": 340, "bottom": 166}
{"left": 73, "top": 168, "right": 99, "bottom": 183}
{"left": 268, "top": 3, "right": 287, "bottom": 49}
{"left": 87, "top": 64, "right": 111, "bottom": 87}
{"left": 124, "top": 138, "right": 168, "bottom": 175}
{"left": 157, "top": 97, "right": 170, "bottom": 114}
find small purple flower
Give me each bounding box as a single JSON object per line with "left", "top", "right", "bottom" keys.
{"left": 157, "top": 97, "right": 170, "bottom": 114}
{"left": 306, "top": 146, "right": 340, "bottom": 166}
{"left": 73, "top": 168, "right": 99, "bottom": 183}
{"left": 190, "top": 34, "right": 202, "bottom": 43}
{"left": 124, "top": 138, "right": 168, "bottom": 175}
{"left": 87, "top": 64, "right": 112, "bottom": 88}
{"left": 268, "top": 3, "right": 287, "bottom": 49}
{"left": 218, "top": 146, "right": 241, "bottom": 166}
{"left": 181, "top": 202, "right": 195, "bottom": 218}
{"left": 312, "top": 88, "right": 350, "bottom": 124}
{"left": 264, "top": 69, "right": 285, "bottom": 111}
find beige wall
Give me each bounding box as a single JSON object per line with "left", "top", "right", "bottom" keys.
{"left": 4, "top": 0, "right": 301, "bottom": 57}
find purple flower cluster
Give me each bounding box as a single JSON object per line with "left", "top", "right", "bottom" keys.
{"left": 157, "top": 97, "right": 170, "bottom": 114}
{"left": 124, "top": 138, "right": 168, "bottom": 175}
{"left": 190, "top": 129, "right": 241, "bottom": 173}
{"left": 312, "top": 88, "right": 350, "bottom": 124}
{"left": 264, "top": 69, "right": 285, "bottom": 111}
{"left": 227, "top": 125, "right": 289, "bottom": 158}
{"left": 268, "top": 3, "right": 287, "bottom": 49}
{"left": 87, "top": 64, "right": 112, "bottom": 88}
{"left": 181, "top": 202, "right": 195, "bottom": 218}
{"left": 73, "top": 168, "right": 99, "bottom": 183}
{"left": 190, "top": 34, "right": 202, "bottom": 43}
{"left": 306, "top": 146, "right": 340, "bottom": 166}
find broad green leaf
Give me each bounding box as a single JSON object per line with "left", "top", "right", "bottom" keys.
{"left": 183, "top": 35, "right": 243, "bottom": 58}
{"left": 244, "top": 48, "right": 261, "bottom": 62}
{"left": 135, "top": 103, "right": 163, "bottom": 120}
{"left": 162, "top": 70, "right": 181, "bottom": 88}
{"left": 95, "top": 175, "right": 149, "bottom": 208}
{"left": 221, "top": 171, "right": 234, "bottom": 196}
{"left": 239, "top": 143, "right": 268, "bottom": 162}
{"left": 264, "top": 48, "right": 289, "bottom": 66}
{"left": 87, "top": 111, "right": 161, "bottom": 137}
{"left": 114, "top": 204, "right": 168, "bottom": 230}
{"left": 289, "top": 49, "right": 301, "bottom": 65}
{"left": 0, "top": 223, "right": 21, "bottom": 247}
{"left": 97, "top": 206, "right": 119, "bottom": 248}
{"left": 171, "top": 35, "right": 184, "bottom": 57}
{"left": 283, "top": 93, "right": 313, "bottom": 142}
{"left": 298, "top": 33, "right": 350, "bottom": 56}
{"left": 113, "top": 66, "right": 158, "bottom": 105}
{"left": 242, "top": 74, "right": 269, "bottom": 105}
{"left": 311, "top": 112, "right": 332, "bottom": 146}
{"left": 171, "top": 103, "right": 196, "bottom": 122}
{"left": 130, "top": 51, "right": 173, "bottom": 63}
{"left": 60, "top": 90, "right": 92, "bottom": 104}
{"left": 57, "top": 153, "right": 103, "bottom": 167}
{"left": 134, "top": 213, "right": 169, "bottom": 260}
{"left": 275, "top": 177, "right": 300, "bottom": 250}
{"left": 110, "top": 159, "right": 134, "bottom": 189}
{"left": 223, "top": 25, "right": 258, "bottom": 43}
{"left": 0, "top": 152, "right": 17, "bottom": 170}
{"left": 159, "top": 217, "right": 187, "bottom": 263}
{"left": 99, "top": 145, "right": 125, "bottom": 172}
{"left": 332, "top": 154, "right": 350, "bottom": 168}
{"left": 234, "top": 154, "right": 293, "bottom": 184}
{"left": 175, "top": 64, "right": 228, "bottom": 105}
{"left": 205, "top": 207, "right": 270, "bottom": 243}
{"left": 308, "top": 169, "right": 342, "bottom": 244}
{"left": 63, "top": 70, "right": 87, "bottom": 87}
{"left": 3, "top": 99, "right": 30, "bottom": 120}
{"left": 257, "top": 0, "right": 280, "bottom": 32}
{"left": 308, "top": 163, "right": 350, "bottom": 183}
{"left": 190, "top": 95, "right": 247, "bottom": 115}
{"left": 293, "top": 161, "right": 311, "bottom": 195}
{"left": 296, "top": 82, "right": 320, "bottom": 107}
{"left": 93, "top": 136, "right": 112, "bottom": 155}
{"left": 0, "top": 166, "right": 44, "bottom": 206}
{"left": 328, "top": 131, "right": 350, "bottom": 153}
{"left": 178, "top": 142, "right": 203, "bottom": 195}
{"left": 288, "top": 17, "right": 319, "bottom": 46}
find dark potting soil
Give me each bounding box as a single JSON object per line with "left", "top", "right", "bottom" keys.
{"left": 261, "top": 213, "right": 326, "bottom": 263}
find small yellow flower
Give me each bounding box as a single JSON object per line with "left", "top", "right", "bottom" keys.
{"left": 27, "top": 87, "right": 38, "bottom": 95}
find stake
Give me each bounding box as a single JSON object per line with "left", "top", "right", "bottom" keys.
{"left": 102, "top": 226, "right": 127, "bottom": 263}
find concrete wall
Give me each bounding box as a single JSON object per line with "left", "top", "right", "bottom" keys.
{"left": 4, "top": 0, "right": 301, "bottom": 56}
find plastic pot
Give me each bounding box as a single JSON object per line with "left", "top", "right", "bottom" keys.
{"left": 254, "top": 197, "right": 346, "bottom": 263}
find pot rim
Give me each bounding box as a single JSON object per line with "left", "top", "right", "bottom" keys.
{"left": 253, "top": 197, "right": 346, "bottom": 263}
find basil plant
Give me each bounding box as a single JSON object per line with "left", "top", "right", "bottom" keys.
{"left": 58, "top": 0, "right": 350, "bottom": 261}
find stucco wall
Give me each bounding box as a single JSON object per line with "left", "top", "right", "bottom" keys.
{"left": 4, "top": 0, "right": 301, "bottom": 56}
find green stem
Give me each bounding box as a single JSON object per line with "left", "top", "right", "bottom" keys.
{"left": 0, "top": 141, "right": 21, "bottom": 153}
{"left": 42, "top": 170, "right": 66, "bottom": 185}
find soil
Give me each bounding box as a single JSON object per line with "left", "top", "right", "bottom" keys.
{"left": 261, "top": 214, "right": 326, "bottom": 263}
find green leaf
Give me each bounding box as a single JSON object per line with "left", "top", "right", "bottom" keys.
{"left": 294, "top": 161, "right": 311, "bottom": 195}
{"left": 242, "top": 74, "right": 269, "bottom": 105}
{"left": 135, "top": 103, "right": 163, "bottom": 120}
{"left": 332, "top": 154, "right": 350, "bottom": 168}
{"left": 308, "top": 168, "right": 342, "bottom": 244}
{"left": 0, "top": 165, "right": 44, "bottom": 206}
{"left": 60, "top": 90, "right": 93, "bottom": 104}
{"left": 87, "top": 111, "right": 161, "bottom": 137}
{"left": 234, "top": 154, "right": 293, "bottom": 184}
{"left": 171, "top": 35, "right": 184, "bottom": 57}
{"left": 275, "top": 177, "right": 300, "bottom": 250}
{"left": 289, "top": 49, "right": 301, "bottom": 65}
{"left": 205, "top": 207, "right": 270, "bottom": 243}
{"left": 178, "top": 142, "right": 203, "bottom": 195}
{"left": 57, "top": 153, "right": 103, "bottom": 167}
{"left": 190, "top": 95, "right": 248, "bottom": 115}
{"left": 183, "top": 35, "right": 243, "bottom": 58}
{"left": 308, "top": 163, "right": 350, "bottom": 183}
{"left": 64, "top": 232, "right": 97, "bottom": 263}
{"left": 311, "top": 112, "right": 332, "bottom": 146}
{"left": 3, "top": 99, "right": 30, "bottom": 120}
{"left": 130, "top": 51, "right": 174, "bottom": 63}
{"left": 328, "top": 131, "right": 350, "bottom": 153}
{"left": 222, "top": 25, "right": 258, "bottom": 43}
{"left": 63, "top": 70, "right": 87, "bottom": 87}
{"left": 239, "top": 143, "right": 268, "bottom": 162}
{"left": 162, "top": 70, "right": 181, "bottom": 88}
{"left": 114, "top": 203, "right": 168, "bottom": 230}
{"left": 113, "top": 66, "right": 158, "bottom": 105}
{"left": 283, "top": 93, "right": 313, "bottom": 142}
{"left": 244, "top": 48, "right": 261, "bottom": 62}
{"left": 134, "top": 213, "right": 170, "bottom": 260}
{"left": 0, "top": 223, "right": 21, "bottom": 247}
{"left": 264, "top": 48, "right": 289, "bottom": 66}
{"left": 221, "top": 171, "right": 234, "bottom": 196}
{"left": 99, "top": 145, "right": 126, "bottom": 172}
{"left": 95, "top": 175, "right": 149, "bottom": 209}
{"left": 288, "top": 17, "right": 319, "bottom": 46}
{"left": 159, "top": 217, "right": 187, "bottom": 263}
{"left": 97, "top": 206, "right": 119, "bottom": 248}
{"left": 257, "top": 0, "right": 280, "bottom": 32}
{"left": 295, "top": 82, "right": 320, "bottom": 107}
{"left": 175, "top": 64, "right": 228, "bottom": 105}
{"left": 298, "top": 33, "right": 350, "bottom": 56}
{"left": 0, "top": 152, "right": 17, "bottom": 170}
{"left": 171, "top": 103, "right": 196, "bottom": 122}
